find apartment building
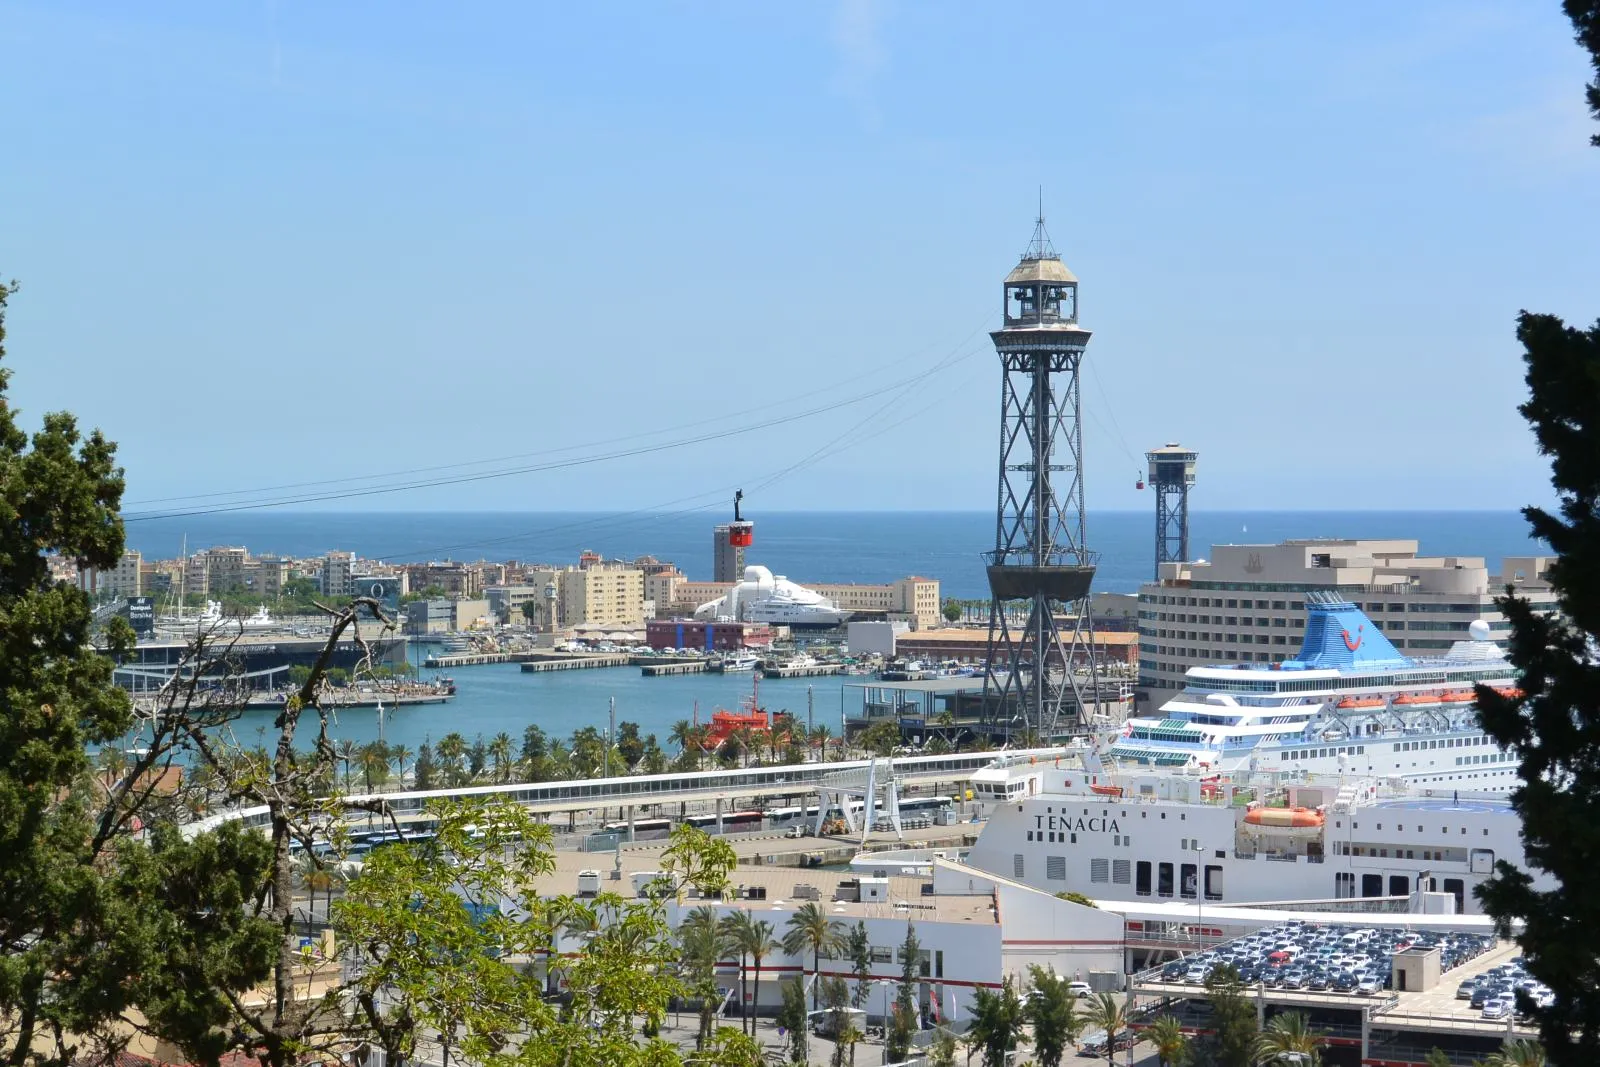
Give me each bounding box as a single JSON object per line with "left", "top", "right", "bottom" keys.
{"left": 204, "top": 546, "right": 250, "bottom": 591}
{"left": 402, "top": 562, "right": 482, "bottom": 598}
{"left": 1136, "top": 539, "right": 1556, "bottom": 710}
{"left": 100, "top": 550, "right": 144, "bottom": 597}
{"left": 320, "top": 551, "right": 356, "bottom": 598}
{"left": 560, "top": 565, "right": 646, "bottom": 630}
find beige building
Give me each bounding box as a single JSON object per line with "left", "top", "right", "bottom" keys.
{"left": 1136, "top": 539, "right": 1556, "bottom": 710}
{"left": 560, "top": 565, "right": 646, "bottom": 629}
{"left": 402, "top": 562, "right": 482, "bottom": 598}
{"left": 101, "top": 550, "right": 144, "bottom": 597}
{"left": 181, "top": 553, "right": 210, "bottom": 597}
{"left": 251, "top": 555, "right": 293, "bottom": 599}
{"left": 204, "top": 546, "right": 250, "bottom": 591}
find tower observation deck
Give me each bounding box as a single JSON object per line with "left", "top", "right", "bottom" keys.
{"left": 980, "top": 216, "right": 1102, "bottom": 739}
{"left": 1147, "top": 444, "right": 1197, "bottom": 579}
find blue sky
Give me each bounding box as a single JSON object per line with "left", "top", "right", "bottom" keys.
{"left": 2, "top": 2, "right": 1595, "bottom": 515}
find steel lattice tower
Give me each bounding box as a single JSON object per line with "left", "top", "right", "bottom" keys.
{"left": 981, "top": 217, "right": 1101, "bottom": 740}
{"left": 1147, "top": 444, "right": 1197, "bottom": 579}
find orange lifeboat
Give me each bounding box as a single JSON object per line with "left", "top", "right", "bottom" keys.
{"left": 1394, "top": 692, "right": 1441, "bottom": 706}
{"left": 1089, "top": 784, "right": 1124, "bottom": 798}
{"left": 1244, "top": 806, "right": 1325, "bottom": 833}
{"left": 1440, "top": 689, "right": 1475, "bottom": 704}
{"left": 1493, "top": 686, "right": 1525, "bottom": 700}
{"left": 1337, "top": 696, "right": 1384, "bottom": 709}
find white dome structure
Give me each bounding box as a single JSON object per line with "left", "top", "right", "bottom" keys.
{"left": 694, "top": 565, "right": 846, "bottom": 629}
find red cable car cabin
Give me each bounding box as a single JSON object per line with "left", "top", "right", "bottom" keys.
{"left": 728, "top": 521, "right": 754, "bottom": 548}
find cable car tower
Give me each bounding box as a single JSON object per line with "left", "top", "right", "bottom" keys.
{"left": 1146, "top": 444, "right": 1197, "bottom": 579}
{"left": 981, "top": 215, "right": 1101, "bottom": 740}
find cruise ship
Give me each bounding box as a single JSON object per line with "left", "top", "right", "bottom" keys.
{"left": 1110, "top": 592, "right": 1521, "bottom": 793}
{"left": 960, "top": 756, "right": 1543, "bottom": 915}
{"left": 694, "top": 565, "right": 847, "bottom": 629}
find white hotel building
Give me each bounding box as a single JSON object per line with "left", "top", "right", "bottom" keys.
{"left": 1136, "top": 539, "right": 1555, "bottom": 711}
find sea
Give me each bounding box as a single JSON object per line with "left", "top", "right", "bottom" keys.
{"left": 124, "top": 510, "right": 1546, "bottom": 757}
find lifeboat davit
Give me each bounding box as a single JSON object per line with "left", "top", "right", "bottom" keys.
{"left": 1244, "top": 806, "right": 1325, "bottom": 834}
{"left": 1337, "top": 696, "right": 1384, "bottom": 709}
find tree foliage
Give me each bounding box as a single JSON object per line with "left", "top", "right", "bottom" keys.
{"left": 965, "top": 978, "right": 1027, "bottom": 1067}
{"left": 1469, "top": 11, "right": 1600, "bottom": 1063}
{"left": 1024, "top": 965, "right": 1082, "bottom": 1067}
{"left": 1200, "top": 965, "right": 1257, "bottom": 1067}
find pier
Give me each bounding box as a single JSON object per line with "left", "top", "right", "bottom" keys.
{"left": 423, "top": 650, "right": 542, "bottom": 669}
{"left": 640, "top": 659, "right": 708, "bottom": 677}
{"left": 518, "top": 654, "right": 630, "bottom": 673}
{"left": 762, "top": 663, "right": 844, "bottom": 679}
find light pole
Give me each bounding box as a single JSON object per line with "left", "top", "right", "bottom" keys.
{"left": 1192, "top": 841, "right": 1205, "bottom": 943}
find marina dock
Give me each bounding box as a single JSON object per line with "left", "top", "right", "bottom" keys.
{"left": 761, "top": 663, "right": 844, "bottom": 679}
{"left": 640, "top": 659, "right": 708, "bottom": 676}
{"left": 518, "top": 654, "right": 630, "bottom": 673}
{"left": 423, "top": 650, "right": 541, "bottom": 668}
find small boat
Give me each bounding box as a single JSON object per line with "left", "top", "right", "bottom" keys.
{"left": 1394, "top": 692, "right": 1441, "bottom": 706}
{"left": 1336, "top": 696, "right": 1384, "bottom": 709}
{"left": 1244, "top": 806, "right": 1325, "bottom": 833}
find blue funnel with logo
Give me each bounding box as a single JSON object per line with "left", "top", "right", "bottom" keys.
{"left": 1286, "top": 592, "right": 1408, "bottom": 670}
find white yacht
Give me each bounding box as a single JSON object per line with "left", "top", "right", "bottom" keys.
{"left": 694, "top": 565, "right": 847, "bottom": 629}
{"left": 1111, "top": 592, "right": 1521, "bottom": 793}
{"left": 717, "top": 653, "right": 761, "bottom": 673}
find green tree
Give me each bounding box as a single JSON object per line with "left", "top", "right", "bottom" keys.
{"left": 1483, "top": 1039, "right": 1548, "bottom": 1067}
{"left": 1025, "top": 965, "right": 1083, "bottom": 1067}
{"left": 1253, "top": 1011, "right": 1320, "bottom": 1066}
{"left": 782, "top": 901, "right": 846, "bottom": 1010}
{"left": 1424, "top": 1050, "right": 1453, "bottom": 1067}
{"left": 822, "top": 977, "right": 854, "bottom": 1067}
{"left": 520, "top": 600, "right": 540, "bottom": 625}
{"left": 1054, "top": 890, "right": 1098, "bottom": 908}
{"left": 1146, "top": 1015, "right": 1189, "bottom": 1067}
{"left": 928, "top": 1027, "right": 960, "bottom": 1067}
{"left": 858, "top": 719, "right": 902, "bottom": 757}
{"left": 0, "top": 281, "right": 252, "bottom": 1067}
{"left": 1085, "top": 992, "right": 1127, "bottom": 1067}
{"left": 413, "top": 741, "right": 437, "bottom": 789}
{"left": 488, "top": 731, "right": 514, "bottom": 783}
{"left": 720, "top": 911, "right": 778, "bottom": 1036}
{"left": 436, "top": 731, "right": 468, "bottom": 784}
{"left": 660, "top": 822, "right": 737, "bottom": 900}
{"left": 966, "top": 979, "right": 1028, "bottom": 1067}
{"left": 777, "top": 977, "right": 809, "bottom": 1065}
{"left": 846, "top": 920, "right": 873, "bottom": 1007}
{"left": 467, "top": 733, "right": 488, "bottom": 778}
{"left": 1470, "top": 9, "right": 1600, "bottom": 1062}
{"left": 358, "top": 742, "right": 391, "bottom": 793}
{"left": 678, "top": 905, "right": 731, "bottom": 1050}
{"left": 617, "top": 720, "right": 645, "bottom": 770}
{"left": 887, "top": 922, "right": 922, "bottom": 1062}
{"left": 942, "top": 598, "right": 962, "bottom": 624}
{"left": 1203, "top": 964, "right": 1258, "bottom": 1067}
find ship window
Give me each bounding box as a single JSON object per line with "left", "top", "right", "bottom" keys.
{"left": 1158, "top": 862, "right": 1174, "bottom": 897}
{"left": 1090, "top": 859, "right": 1109, "bottom": 883}
{"left": 1026, "top": 831, "right": 1034, "bottom": 841}
{"left": 1013, "top": 854, "right": 1024, "bottom": 879}
{"left": 1136, "top": 861, "right": 1152, "bottom": 896}
{"left": 1046, "top": 856, "right": 1067, "bottom": 881}
{"left": 1113, "top": 859, "right": 1131, "bottom": 884}
{"left": 1071, "top": 833, "right": 1078, "bottom": 844}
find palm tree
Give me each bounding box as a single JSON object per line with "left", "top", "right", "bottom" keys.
{"left": 488, "top": 731, "right": 514, "bottom": 783}
{"left": 357, "top": 742, "right": 390, "bottom": 793}
{"left": 809, "top": 723, "right": 833, "bottom": 763}
{"left": 1482, "top": 1040, "right": 1546, "bottom": 1067}
{"left": 436, "top": 731, "right": 468, "bottom": 785}
{"left": 782, "top": 901, "right": 846, "bottom": 1010}
{"left": 1086, "top": 992, "right": 1127, "bottom": 1067}
{"left": 388, "top": 743, "right": 413, "bottom": 784}
{"left": 1146, "top": 1015, "right": 1188, "bottom": 1067}
{"left": 669, "top": 718, "right": 694, "bottom": 754}
{"left": 1253, "top": 1011, "right": 1320, "bottom": 1066}
{"left": 336, "top": 738, "right": 359, "bottom": 791}
{"left": 720, "top": 911, "right": 778, "bottom": 1036}
{"left": 293, "top": 852, "right": 336, "bottom": 937}
{"left": 677, "top": 906, "right": 730, "bottom": 1050}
